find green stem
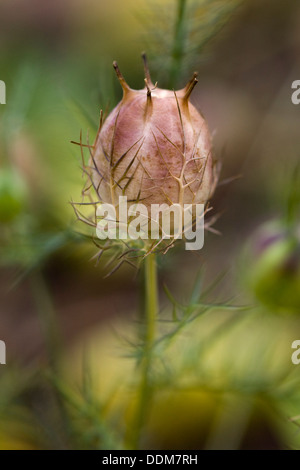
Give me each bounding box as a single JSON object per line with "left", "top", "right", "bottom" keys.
{"left": 30, "top": 270, "right": 73, "bottom": 448}
{"left": 168, "top": 0, "right": 188, "bottom": 89}
{"left": 30, "top": 270, "right": 62, "bottom": 372}
{"left": 128, "top": 253, "right": 158, "bottom": 449}
{"left": 144, "top": 253, "right": 158, "bottom": 349}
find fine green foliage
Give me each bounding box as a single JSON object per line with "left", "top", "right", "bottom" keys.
{"left": 2, "top": 0, "right": 300, "bottom": 452}
{"left": 140, "top": 0, "right": 244, "bottom": 87}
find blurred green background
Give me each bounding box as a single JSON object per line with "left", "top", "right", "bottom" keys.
{"left": 0, "top": 0, "right": 300, "bottom": 450}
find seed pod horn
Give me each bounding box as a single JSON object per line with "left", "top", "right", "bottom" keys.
{"left": 182, "top": 72, "right": 198, "bottom": 102}
{"left": 141, "top": 52, "right": 154, "bottom": 88}
{"left": 113, "top": 61, "right": 131, "bottom": 97}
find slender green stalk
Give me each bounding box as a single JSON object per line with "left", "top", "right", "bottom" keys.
{"left": 30, "top": 270, "right": 62, "bottom": 371}
{"left": 168, "top": 0, "right": 188, "bottom": 89}
{"left": 30, "top": 271, "right": 73, "bottom": 448}
{"left": 128, "top": 253, "right": 158, "bottom": 449}
{"left": 128, "top": 0, "right": 188, "bottom": 449}
{"left": 128, "top": 0, "right": 187, "bottom": 447}
{"left": 144, "top": 253, "right": 158, "bottom": 349}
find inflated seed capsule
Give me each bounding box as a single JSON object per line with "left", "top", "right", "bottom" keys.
{"left": 89, "top": 54, "right": 219, "bottom": 211}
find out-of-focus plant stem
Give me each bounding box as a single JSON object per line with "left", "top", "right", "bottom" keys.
{"left": 144, "top": 253, "right": 158, "bottom": 350}
{"left": 128, "top": 0, "right": 188, "bottom": 449}
{"left": 168, "top": 0, "right": 188, "bottom": 89}
{"left": 30, "top": 270, "right": 73, "bottom": 448}
{"left": 30, "top": 271, "right": 62, "bottom": 372}
{"left": 128, "top": 253, "right": 158, "bottom": 449}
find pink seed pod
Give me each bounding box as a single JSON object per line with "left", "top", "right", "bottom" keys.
{"left": 89, "top": 54, "right": 219, "bottom": 211}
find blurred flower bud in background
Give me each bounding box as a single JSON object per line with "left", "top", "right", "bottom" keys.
{"left": 242, "top": 220, "right": 300, "bottom": 312}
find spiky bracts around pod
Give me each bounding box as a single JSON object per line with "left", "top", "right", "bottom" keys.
{"left": 72, "top": 54, "right": 219, "bottom": 271}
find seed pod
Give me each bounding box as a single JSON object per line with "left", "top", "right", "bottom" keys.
{"left": 89, "top": 54, "right": 219, "bottom": 211}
